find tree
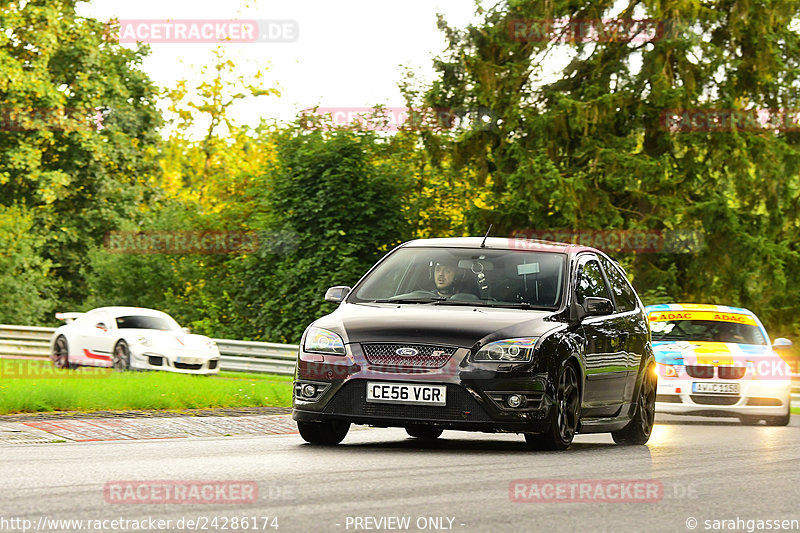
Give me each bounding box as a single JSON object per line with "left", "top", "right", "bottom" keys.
{"left": 229, "top": 125, "right": 413, "bottom": 342}
{"left": 0, "top": 0, "right": 162, "bottom": 317}
{"left": 404, "top": 0, "right": 800, "bottom": 335}
{"left": 0, "top": 205, "right": 54, "bottom": 323}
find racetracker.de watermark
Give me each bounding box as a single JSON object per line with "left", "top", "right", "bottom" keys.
{"left": 104, "top": 481, "right": 258, "bottom": 504}
{"left": 507, "top": 18, "right": 684, "bottom": 43}
{"left": 660, "top": 108, "right": 800, "bottom": 132}
{"left": 510, "top": 479, "right": 663, "bottom": 503}
{"left": 0, "top": 107, "right": 104, "bottom": 132}
{"left": 509, "top": 229, "right": 704, "bottom": 254}
{"left": 0, "top": 360, "right": 111, "bottom": 379}
{"left": 108, "top": 19, "right": 299, "bottom": 43}
{"left": 104, "top": 231, "right": 259, "bottom": 255}
{"left": 300, "top": 107, "right": 498, "bottom": 132}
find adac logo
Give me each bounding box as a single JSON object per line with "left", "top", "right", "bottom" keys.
{"left": 395, "top": 347, "right": 419, "bottom": 357}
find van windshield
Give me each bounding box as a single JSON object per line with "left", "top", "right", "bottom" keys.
{"left": 350, "top": 248, "right": 566, "bottom": 309}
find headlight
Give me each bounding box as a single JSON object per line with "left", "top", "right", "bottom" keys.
{"left": 474, "top": 338, "right": 538, "bottom": 362}
{"left": 134, "top": 335, "right": 152, "bottom": 347}
{"left": 304, "top": 327, "right": 346, "bottom": 355}
{"left": 657, "top": 362, "right": 678, "bottom": 378}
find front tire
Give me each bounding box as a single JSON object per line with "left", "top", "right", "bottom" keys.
{"left": 525, "top": 363, "right": 580, "bottom": 451}
{"left": 766, "top": 410, "right": 791, "bottom": 426}
{"left": 297, "top": 421, "right": 350, "bottom": 445}
{"left": 405, "top": 425, "right": 443, "bottom": 440}
{"left": 612, "top": 364, "right": 656, "bottom": 445}
{"left": 743, "top": 409, "right": 791, "bottom": 426}
{"left": 112, "top": 341, "right": 131, "bottom": 371}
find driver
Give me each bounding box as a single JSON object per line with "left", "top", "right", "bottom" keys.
{"left": 432, "top": 255, "right": 459, "bottom": 298}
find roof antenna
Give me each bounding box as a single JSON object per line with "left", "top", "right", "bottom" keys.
{"left": 480, "top": 224, "right": 492, "bottom": 248}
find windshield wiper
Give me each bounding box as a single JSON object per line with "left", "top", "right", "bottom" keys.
{"left": 483, "top": 302, "right": 541, "bottom": 309}
{"left": 369, "top": 297, "right": 446, "bottom": 304}
{"left": 433, "top": 301, "right": 542, "bottom": 310}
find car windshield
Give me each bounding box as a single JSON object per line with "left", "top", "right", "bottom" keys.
{"left": 350, "top": 247, "right": 566, "bottom": 309}
{"left": 650, "top": 319, "right": 767, "bottom": 345}
{"left": 115, "top": 315, "right": 180, "bottom": 331}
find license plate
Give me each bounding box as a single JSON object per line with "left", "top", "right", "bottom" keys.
{"left": 366, "top": 382, "right": 446, "bottom": 406}
{"left": 176, "top": 356, "right": 203, "bottom": 365}
{"left": 692, "top": 382, "right": 741, "bottom": 394}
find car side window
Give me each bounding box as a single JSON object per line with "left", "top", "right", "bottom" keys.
{"left": 599, "top": 257, "right": 638, "bottom": 312}
{"left": 576, "top": 259, "right": 611, "bottom": 304}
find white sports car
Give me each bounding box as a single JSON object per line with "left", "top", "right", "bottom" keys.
{"left": 50, "top": 307, "right": 220, "bottom": 374}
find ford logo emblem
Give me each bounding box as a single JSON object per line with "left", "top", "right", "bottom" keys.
{"left": 395, "top": 347, "right": 418, "bottom": 357}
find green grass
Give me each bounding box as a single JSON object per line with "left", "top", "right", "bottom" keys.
{"left": 0, "top": 359, "right": 293, "bottom": 415}
{"left": 218, "top": 370, "right": 293, "bottom": 382}
{"left": 792, "top": 407, "right": 800, "bottom": 415}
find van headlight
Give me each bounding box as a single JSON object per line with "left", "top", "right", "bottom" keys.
{"left": 304, "top": 327, "right": 346, "bottom": 355}
{"left": 474, "top": 338, "right": 538, "bottom": 362}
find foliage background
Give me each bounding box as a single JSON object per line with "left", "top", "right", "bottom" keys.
{"left": 1, "top": 0, "right": 798, "bottom": 343}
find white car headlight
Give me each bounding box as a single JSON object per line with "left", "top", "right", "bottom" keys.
{"left": 304, "top": 327, "right": 346, "bottom": 355}
{"left": 474, "top": 338, "right": 539, "bottom": 362}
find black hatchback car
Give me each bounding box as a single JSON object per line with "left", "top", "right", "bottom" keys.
{"left": 292, "top": 237, "right": 656, "bottom": 450}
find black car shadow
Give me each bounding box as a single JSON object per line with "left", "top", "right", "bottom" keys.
{"left": 300, "top": 437, "right": 653, "bottom": 458}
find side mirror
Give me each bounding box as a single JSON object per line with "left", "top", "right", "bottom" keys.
{"left": 773, "top": 338, "right": 793, "bottom": 349}
{"left": 181, "top": 327, "right": 191, "bottom": 334}
{"left": 95, "top": 323, "right": 107, "bottom": 331}
{"left": 582, "top": 297, "right": 614, "bottom": 317}
{"left": 325, "top": 285, "right": 351, "bottom": 303}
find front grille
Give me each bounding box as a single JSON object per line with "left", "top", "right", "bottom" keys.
{"left": 323, "top": 381, "right": 492, "bottom": 421}
{"left": 174, "top": 362, "right": 203, "bottom": 370}
{"left": 686, "top": 365, "right": 714, "bottom": 379}
{"left": 690, "top": 395, "right": 740, "bottom": 405}
{"left": 362, "top": 344, "right": 456, "bottom": 368}
{"left": 746, "top": 397, "right": 782, "bottom": 406}
{"left": 718, "top": 366, "right": 746, "bottom": 379}
{"left": 656, "top": 394, "right": 683, "bottom": 403}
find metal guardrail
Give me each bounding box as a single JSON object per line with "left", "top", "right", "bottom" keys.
{"left": 0, "top": 325, "right": 298, "bottom": 375}
{"left": 214, "top": 338, "right": 297, "bottom": 375}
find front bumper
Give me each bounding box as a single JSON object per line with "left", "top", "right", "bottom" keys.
{"left": 130, "top": 350, "right": 220, "bottom": 375}
{"left": 655, "top": 378, "right": 790, "bottom": 417}
{"left": 292, "top": 346, "right": 556, "bottom": 433}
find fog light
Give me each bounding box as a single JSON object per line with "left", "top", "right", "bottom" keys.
{"left": 506, "top": 394, "right": 524, "bottom": 408}
{"left": 302, "top": 384, "right": 317, "bottom": 398}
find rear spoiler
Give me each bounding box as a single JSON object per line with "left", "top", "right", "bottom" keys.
{"left": 55, "top": 312, "right": 84, "bottom": 324}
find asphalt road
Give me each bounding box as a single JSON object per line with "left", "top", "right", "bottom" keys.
{"left": 0, "top": 414, "right": 798, "bottom": 533}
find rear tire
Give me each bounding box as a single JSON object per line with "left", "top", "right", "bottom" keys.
{"left": 405, "top": 425, "right": 443, "bottom": 440}
{"left": 52, "top": 336, "right": 71, "bottom": 369}
{"left": 612, "top": 364, "right": 656, "bottom": 445}
{"left": 297, "top": 421, "right": 350, "bottom": 445}
{"left": 525, "top": 363, "right": 580, "bottom": 451}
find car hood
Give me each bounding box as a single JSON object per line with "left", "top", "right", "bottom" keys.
{"left": 652, "top": 341, "right": 774, "bottom": 365}
{"left": 119, "top": 330, "right": 216, "bottom": 352}
{"left": 312, "top": 302, "right": 564, "bottom": 349}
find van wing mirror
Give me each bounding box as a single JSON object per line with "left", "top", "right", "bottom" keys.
{"left": 325, "top": 286, "right": 351, "bottom": 303}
